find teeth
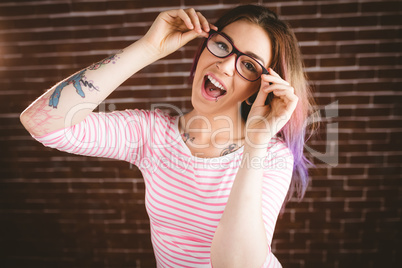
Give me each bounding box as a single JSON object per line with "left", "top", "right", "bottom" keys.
{"left": 208, "top": 75, "right": 225, "bottom": 91}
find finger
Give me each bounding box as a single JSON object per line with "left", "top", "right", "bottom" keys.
{"left": 268, "top": 68, "right": 281, "bottom": 78}
{"left": 185, "top": 8, "right": 202, "bottom": 33}
{"left": 262, "top": 81, "right": 297, "bottom": 106}
{"left": 196, "top": 11, "right": 210, "bottom": 33}
{"left": 252, "top": 89, "right": 270, "bottom": 107}
{"left": 273, "top": 89, "right": 297, "bottom": 99}
{"left": 175, "top": 9, "right": 194, "bottom": 30}
{"left": 273, "top": 87, "right": 298, "bottom": 105}
{"left": 261, "top": 73, "right": 290, "bottom": 86}
{"left": 181, "top": 30, "right": 203, "bottom": 45}
{"left": 210, "top": 24, "right": 218, "bottom": 31}
{"left": 263, "top": 83, "right": 294, "bottom": 93}
{"left": 268, "top": 84, "right": 295, "bottom": 96}
{"left": 284, "top": 93, "right": 298, "bottom": 113}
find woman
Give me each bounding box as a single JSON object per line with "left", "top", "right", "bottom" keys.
{"left": 20, "top": 5, "right": 315, "bottom": 268}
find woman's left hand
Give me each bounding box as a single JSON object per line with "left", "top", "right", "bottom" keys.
{"left": 245, "top": 68, "right": 298, "bottom": 147}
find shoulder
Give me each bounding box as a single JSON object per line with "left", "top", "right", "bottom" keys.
{"left": 263, "top": 136, "right": 294, "bottom": 174}
{"left": 110, "top": 108, "right": 176, "bottom": 126}
{"left": 266, "top": 136, "right": 293, "bottom": 160}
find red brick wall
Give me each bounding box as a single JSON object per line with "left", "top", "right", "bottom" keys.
{"left": 1, "top": 0, "right": 401, "bottom": 267}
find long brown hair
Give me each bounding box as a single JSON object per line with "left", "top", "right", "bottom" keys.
{"left": 190, "top": 5, "right": 317, "bottom": 203}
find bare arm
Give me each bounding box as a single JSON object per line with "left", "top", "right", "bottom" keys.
{"left": 210, "top": 69, "right": 298, "bottom": 267}
{"left": 20, "top": 8, "right": 215, "bottom": 137}
{"left": 211, "top": 145, "right": 270, "bottom": 267}
{"left": 20, "top": 40, "right": 160, "bottom": 137}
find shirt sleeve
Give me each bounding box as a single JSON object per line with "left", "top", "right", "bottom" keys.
{"left": 32, "top": 109, "right": 155, "bottom": 166}
{"left": 261, "top": 138, "right": 294, "bottom": 268}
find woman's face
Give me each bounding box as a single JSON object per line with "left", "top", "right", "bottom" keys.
{"left": 191, "top": 20, "right": 272, "bottom": 116}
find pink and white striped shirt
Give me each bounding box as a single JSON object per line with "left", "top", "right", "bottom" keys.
{"left": 34, "top": 109, "right": 293, "bottom": 267}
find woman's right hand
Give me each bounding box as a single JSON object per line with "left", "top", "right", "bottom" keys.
{"left": 142, "top": 8, "right": 217, "bottom": 58}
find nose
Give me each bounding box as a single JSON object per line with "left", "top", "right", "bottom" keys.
{"left": 216, "top": 54, "right": 236, "bottom": 77}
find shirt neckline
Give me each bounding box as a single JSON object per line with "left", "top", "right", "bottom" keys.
{"left": 173, "top": 116, "right": 244, "bottom": 162}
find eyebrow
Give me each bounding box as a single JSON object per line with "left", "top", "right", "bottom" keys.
{"left": 221, "top": 31, "right": 266, "bottom": 65}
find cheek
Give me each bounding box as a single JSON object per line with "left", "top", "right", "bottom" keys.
{"left": 241, "top": 81, "right": 261, "bottom": 100}
{"left": 196, "top": 50, "right": 212, "bottom": 70}
{"left": 192, "top": 51, "right": 210, "bottom": 84}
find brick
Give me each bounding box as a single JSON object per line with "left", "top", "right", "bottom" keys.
{"left": 316, "top": 83, "right": 355, "bottom": 93}
{"left": 331, "top": 189, "right": 363, "bottom": 198}
{"left": 222, "top": 0, "right": 267, "bottom": 5}
{"left": 340, "top": 15, "right": 379, "bottom": 27}
{"left": 281, "top": 5, "right": 318, "bottom": 16}
{"left": 70, "top": 1, "right": 107, "bottom": 12}
{"left": 340, "top": 69, "right": 376, "bottom": 79}
{"left": 371, "top": 143, "right": 402, "bottom": 152}
{"left": 184, "top": 0, "right": 218, "bottom": 5}
{"left": 358, "top": 29, "right": 399, "bottom": 40}
{"left": 275, "top": 240, "right": 308, "bottom": 250}
{"left": 337, "top": 95, "right": 371, "bottom": 105}
{"left": 393, "top": 107, "right": 402, "bottom": 117}
{"left": 380, "top": 14, "right": 402, "bottom": 26}
{"left": 320, "top": 57, "right": 356, "bottom": 67}
{"left": 331, "top": 167, "right": 365, "bottom": 176}
{"left": 1, "top": 17, "right": 51, "bottom": 30}
{"left": 368, "top": 166, "right": 401, "bottom": 176}
{"left": 124, "top": 12, "right": 159, "bottom": 24}
{"left": 355, "top": 107, "right": 392, "bottom": 117}
{"left": 0, "top": 3, "right": 70, "bottom": 17}
{"left": 379, "top": 67, "right": 402, "bottom": 78}
{"left": 106, "top": 233, "right": 149, "bottom": 248}
{"left": 362, "top": 1, "right": 402, "bottom": 12}
{"left": 368, "top": 119, "right": 402, "bottom": 129}
{"left": 311, "top": 178, "right": 344, "bottom": 188}
{"left": 318, "top": 31, "right": 355, "bottom": 42}
{"left": 372, "top": 95, "right": 402, "bottom": 104}
{"left": 366, "top": 189, "right": 399, "bottom": 200}
{"left": 389, "top": 131, "right": 402, "bottom": 142}
{"left": 125, "top": 204, "right": 149, "bottom": 219}
{"left": 359, "top": 56, "right": 397, "bottom": 66}
{"left": 338, "top": 120, "right": 367, "bottom": 129}
{"left": 294, "top": 31, "right": 317, "bottom": 42}
{"left": 310, "top": 241, "right": 341, "bottom": 251}
{"left": 398, "top": 54, "right": 402, "bottom": 64}
{"left": 387, "top": 154, "right": 402, "bottom": 164}
{"left": 321, "top": 3, "right": 359, "bottom": 14}
{"left": 307, "top": 71, "right": 336, "bottom": 81}
{"left": 303, "top": 189, "right": 327, "bottom": 198}
{"left": 302, "top": 58, "right": 317, "bottom": 68}
{"left": 350, "top": 155, "right": 385, "bottom": 164}
{"left": 347, "top": 177, "right": 381, "bottom": 187}
{"left": 348, "top": 200, "right": 382, "bottom": 209}
{"left": 287, "top": 18, "right": 339, "bottom": 28}
{"left": 339, "top": 43, "right": 377, "bottom": 54}
{"left": 301, "top": 45, "right": 337, "bottom": 55}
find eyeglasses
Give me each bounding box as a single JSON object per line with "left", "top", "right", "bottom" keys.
{"left": 206, "top": 30, "right": 269, "bottom": 82}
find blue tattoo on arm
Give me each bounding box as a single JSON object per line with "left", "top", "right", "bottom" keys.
{"left": 48, "top": 51, "right": 121, "bottom": 109}
{"left": 49, "top": 69, "right": 86, "bottom": 108}
{"left": 49, "top": 69, "right": 98, "bottom": 108}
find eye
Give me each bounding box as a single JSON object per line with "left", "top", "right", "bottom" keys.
{"left": 215, "top": 41, "right": 230, "bottom": 53}
{"left": 242, "top": 61, "right": 258, "bottom": 73}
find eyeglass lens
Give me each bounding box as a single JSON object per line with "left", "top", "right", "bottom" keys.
{"left": 207, "top": 32, "right": 265, "bottom": 81}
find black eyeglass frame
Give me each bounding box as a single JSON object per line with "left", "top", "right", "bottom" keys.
{"left": 206, "top": 30, "right": 269, "bottom": 82}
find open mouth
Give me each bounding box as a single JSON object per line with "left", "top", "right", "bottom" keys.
{"left": 202, "top": 75, "right": 227, "bottom": 101}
